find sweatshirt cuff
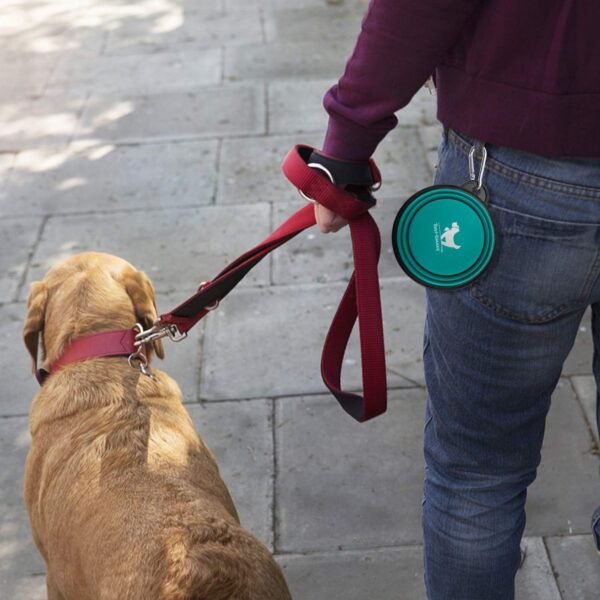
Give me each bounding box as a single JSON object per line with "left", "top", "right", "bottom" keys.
{"left": 322, "top": 114, "right": 395, "bottom": 162}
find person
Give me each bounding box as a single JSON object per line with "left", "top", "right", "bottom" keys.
{"left": 303, "top": 1, "right": 600, "bottom": 598}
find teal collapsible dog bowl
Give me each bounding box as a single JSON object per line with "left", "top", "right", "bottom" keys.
{"left": 392, "top": 185, "right": 495, "bottom": 289}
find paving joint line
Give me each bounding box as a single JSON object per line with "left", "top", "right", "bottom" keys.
{"left": 541, "top": 536, "right": 565, "bottom": 600}
{"left": 566, "top": 376, "right": 600, "bottom": 454}
{"left": 270, "top": 398, "right": 278, "bottom": 553}
{"left": 184, "top": 384, "right": 425, "bottom": 405}
{"left": 273, "top": 540, "right": 425, "bottom": 558}
{"left": 13, "top": 214, "right": 48, "bottom": 302}
{"left": 212, "top": 137, "right": 222, "bottom": 205}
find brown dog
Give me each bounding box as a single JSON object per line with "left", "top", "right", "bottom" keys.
{"left": 22, "top": 252, "right": 291, "bottom": 600}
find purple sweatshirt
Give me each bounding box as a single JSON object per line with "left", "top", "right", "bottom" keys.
{"left": 323, "top": 0, "right": 600, "bottom": 160}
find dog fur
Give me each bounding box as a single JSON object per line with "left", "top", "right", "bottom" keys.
{"left": 22, "top": 252, "right": 292, "bottom": 600}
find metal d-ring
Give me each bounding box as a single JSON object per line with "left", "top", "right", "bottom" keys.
{"left": 468, "top": 144, "right": 488, "bottom": 191}
{"left": 199, "top": 282, "right": 219, "bottom": 311}
{"left": 298, "top": 162, "right": 335, "bottom": 205}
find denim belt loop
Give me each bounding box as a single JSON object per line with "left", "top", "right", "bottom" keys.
{"left": 473, "top": 138, "right": 486, "bottom": 162}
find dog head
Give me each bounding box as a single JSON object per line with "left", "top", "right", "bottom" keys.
{"left": 23, "top": 252, "right": 165, "bottom": 373}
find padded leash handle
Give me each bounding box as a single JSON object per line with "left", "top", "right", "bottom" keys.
{"left": 156, "top": 145, "right": 387, "bottom": 422}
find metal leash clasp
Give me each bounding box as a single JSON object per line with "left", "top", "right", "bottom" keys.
{"left": 129, "top": 321, "right": 189, "bottom": 378}
{"left": 134, "top": 320, "right": 188, "bottom": 347}
{"left": 129, "top": 323, "right": 154, "bottom": 378}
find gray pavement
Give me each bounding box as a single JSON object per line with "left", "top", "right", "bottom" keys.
{"left": 1, "top": 0, "right": 599, "bottom": 598}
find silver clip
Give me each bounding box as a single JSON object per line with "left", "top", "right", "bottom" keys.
{"left": 468, "top": 144, "right": 488, "bottom": 191}
{"left": 129, "top": 323, "right": 154, "bottom": 378}
{"left": 134, "top": 320, "right": 188, "bottom": 347}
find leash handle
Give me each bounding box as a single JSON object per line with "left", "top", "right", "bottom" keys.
{"left": 157, "top": 145, "right": 387, "bottom": 422}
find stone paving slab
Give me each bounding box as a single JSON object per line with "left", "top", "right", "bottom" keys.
{"left": 277, "top": 545, "right": 426, "bottom": 600}
{"left": 268, "top": 79, "right": 334, "bottom": 135}
{"left": 0, "top": 417, "right": 45, "bottom": 587}
{"left": 0, "top": 302, "right": 38, "bottom": 417}
{"left": 275, "top": 389, "right": 427, "bottom": 552}
{"left": 22, "top": 203, "right": 272, "bottom": 297}
{"left": 373, "top": 126, "right": 434, "bottom": 195}
{"left": 419, "top": 123, "right": 445, "bottom": 173}
{"left": 263, "top": 6, "right": 363, "bottom": 43}
{"left": 274, "top": 377, "right": 598, "bottom": 553}
{"left": 0, "top": 54, "right": 60, "bottom": 102}
{"left": 272, "top": 199, "right": 401, "bottom": 285}
{"left": 263, "top": 0, "right": 369, "bottom": 11}
{"left": 563, "top": 307, "right": 593, "bottom": 376}
{"left": 524, "top": 380, "right": 600, "bottom": 537}
{"left": 225, "top": 40, "right": 353, "bottom": 82}
{"left": 217, "top": 127, "right": 431, "bottom": 207}
{"left": 76, "top": 85, "right": 265, "bottom": 144}
{"left": 104, "top": 8, "right": 263, "bottom": 56}
{"left": 516, "top": 537, "right": 562, "bottom": 600}
{"left": 200, "top": 279, "right": 426, "bottom": 401}
{"left": 154, "top": 289, "right": 203, "bottom": 404}
{"left": 1, "top": 139, "right": 218, "bottom": 217}
{"left": 0, "top": 217, "right": 43, "bottom": 303}
{"left": 571, "top": 375, "right": 599, "bottom": 446}
{"left": 188, "top": 400, "right": 274, "bottom": 549}
{"left": 396, "top": 87, "right": 439, "bottom": 128}
{"left": 0, "top": 574, "right": 46, "bottom": 600}
{"left": 545, "top": 534, "right": 600, "bottom": 600}
{"left": 47, "top": 47, "right": 222, "bottom": 96}
{"left": 1, "top": 20, "right": 107, "bottom": 58}
{"left": 268, "top": 81, "right": 438, "bottom": 135}
{"left": 0, "top": 96, "right": 85, "bottom": 152}
{"left": 217, "top": 133, "right": 323, "bottom": 205}
{"left": 276, "top": 536, "right": 561, "bottom": 600}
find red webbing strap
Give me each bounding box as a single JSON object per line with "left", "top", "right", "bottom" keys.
{"left": 321, "top": 212, "right": 387, "bottom": 421}
{"left": 160, "top": 203, "right": 316, "bottom": 333}
{"left": 160, "top": 144, "right": 387, "bottom": 422}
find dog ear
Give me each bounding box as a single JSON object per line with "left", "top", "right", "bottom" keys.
{"left": 124, "top": 270, "right": 165, "bottom": 359}
{"left": 23, "top": 281, "right": 48, "bottom": 373}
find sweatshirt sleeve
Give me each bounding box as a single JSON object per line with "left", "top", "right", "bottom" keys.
{"left": 322, "top": 0, "right": 483, "bottom": 160}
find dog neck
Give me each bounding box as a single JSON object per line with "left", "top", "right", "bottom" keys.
{"left": 36, "top": 327, "right": 144, "bottom": 385}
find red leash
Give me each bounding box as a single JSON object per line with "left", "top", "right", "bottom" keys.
{"left": 37, "top": 145, "right": 388, "bottom": 422}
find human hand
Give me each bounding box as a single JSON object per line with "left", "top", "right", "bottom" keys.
{"left": 314, "top": 202, "right": 348, "bottom": 233}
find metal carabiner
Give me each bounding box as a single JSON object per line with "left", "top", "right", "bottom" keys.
{"left": 468, "top": 144, "right": 488, "bottom": 192}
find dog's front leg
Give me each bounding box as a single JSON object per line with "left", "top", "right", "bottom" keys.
{"left": 46, "top": 573, "right": 65, "bottom": 600}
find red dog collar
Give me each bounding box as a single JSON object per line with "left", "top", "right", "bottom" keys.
{"left": 36, "top": 328, "right": 138, "bottom": 385}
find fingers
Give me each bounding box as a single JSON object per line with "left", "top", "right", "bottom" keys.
{"left": 314, "top": 203, "right": 348, "bottom": 234}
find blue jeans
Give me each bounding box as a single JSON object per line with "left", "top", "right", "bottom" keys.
{"left": 422, "top": 126, "right": 600, "bottom": 599}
